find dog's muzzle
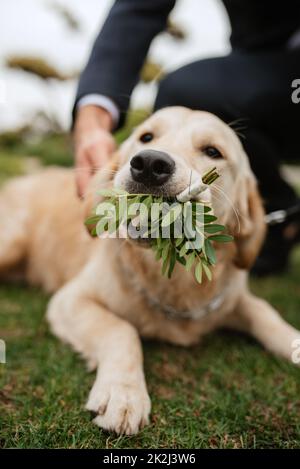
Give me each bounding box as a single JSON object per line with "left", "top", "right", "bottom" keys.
{"left": 130, "top": 150, "right": 175, "bottom": 187}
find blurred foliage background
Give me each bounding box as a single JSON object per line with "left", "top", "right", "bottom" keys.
{"left": 0, "top": 0, "right": 300, "bottom": 450}
{"left": 0, "top": 0, "right": 192, "bottom": 184}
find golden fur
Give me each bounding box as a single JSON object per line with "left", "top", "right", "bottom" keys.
{"left": 1, "top": 107, "right": 299, "bottom": 435}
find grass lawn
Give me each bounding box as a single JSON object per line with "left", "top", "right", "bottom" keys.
{"left": 0, "top": 124, "right": 300, "bottom": 449}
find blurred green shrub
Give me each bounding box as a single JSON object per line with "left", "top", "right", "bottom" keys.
{"left": 140, "top": 60, "right": 164, "bottom": 83}
{"left": 6, "top": 56, "right": 78, "bottom": 81}
{"left": 166, "top": 19, "right": 187, "bottom": 40}
{"left": 0, "top": 126, "right": 31, "bottom": 149}
{"left": 0, "top": 130, "right": 72, "bottom": 167}
{"left": 48, "top": 2, "right": 82, "bottom": 32}
{"left": 0, "top": 154, "right": 28, "bottom": 185}
{"left": 0, "top": 109, "right": 150, "bottom": 172}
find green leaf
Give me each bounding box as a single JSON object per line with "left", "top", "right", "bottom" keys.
{"left": 161, "top": 203, "right": 182, "bottom": 228}
{"left": 127, "top": 195, "right": 140, "bottom": 207}
{"left": 176, "top": 254, "right": 186, "bottom": 266}
{"left": 195, "top": 261, "right": 203, "bottom": 283}
{"left": 203, "top": 263, "right": 212, "bottom": 281}
{"left": 97, "top": 189, "right": 116, "bottom": 197}
{"left": 170, "top": 203, "right": 182, "bottom": 221}
{"left": 209, "top": 234, "right": 234, "bottom": 243}
{"left": 195, "top": 221, "right": 204, "bottom": 234}
{"left": 155, "top": 247, "right": 163, "bottom": 261}
{"left": 185, "top": 252, "right": 196, "bottom": 271}
{"left": 161, "top": 212, "right": 173, "bottom": 227}
{"left": 204, "top": 239, "right": 216, "bottom": 265}
{"left": 97, "top": 188, "right": 128, "bottom": 197}
{"left": 175, "top": 236, "right": 184, "bottom": 247}
{"left": 202, "top": 167, "right": 219, "bottom": 185}
{"left": 204, "top": 214, "right": 218, "bottom": 223}
{"left": 204, "top": 224, "right": 225, "bottom": 234}
{"left": 150, "top": 227, "right": 160, "bottom": 239}
{"left": 161, "top": 209, "right": 176, "bottom": 227}
{"left": 161, "top": 242, "right": 170, "bottom": 261}
{"left": 85, "top": 216, "right": 100, "bottom": 225}
{"left": 162, "top": 248, "right": 170, "bottom": 276}
{"left": 142, "top": 195, "right": 153, "bottom": 209}
{"left": 201, "top": 238, "right": 206, "bottom": 257}
{"left": 108, "top": 221, "right": 117, "bottom": 234}
{"left": 156, "top": 236, "right": 162, "bottom": 250}
{"left": 114, "top": 188, "right": 129, "bottom": 196}
{"left": 168, "top": 248, "right": 176, "bottom": 278}
{"left": 193, "top": 203, "right": 212, "bottom": 217}
{"left": 192, "top": 202, "right": 211, "bottom": 213}
{"left": 90, "top": 171, "right": 228, "bottom": 282}
{"left": 179, "top": 242, "right": 188, "bottom": 258}
{"left": 95, "top": 221, "right": 108, "bottom": 237}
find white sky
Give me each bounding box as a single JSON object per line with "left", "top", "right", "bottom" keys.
{"left": 0, "top": 0, "right": 230, "bottom": 131}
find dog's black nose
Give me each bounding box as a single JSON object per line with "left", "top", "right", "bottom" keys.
{"left": 130, "top": 150, "right": 175, "bottom": 186}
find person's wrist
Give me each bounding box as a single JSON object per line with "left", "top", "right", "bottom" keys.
{"left": 74, "top": 105, "right": 113, "bottom": 134}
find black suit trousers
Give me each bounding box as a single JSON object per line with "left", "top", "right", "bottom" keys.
{"left": 155, "top": 49, "right": 300, "bottom": 211}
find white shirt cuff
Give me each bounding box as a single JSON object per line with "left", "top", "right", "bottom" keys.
{"left": 77, "top": 94, "right": 120, "bottom": 128}
{"left": 287, "top": 28, "right": 300, "bottom": 49}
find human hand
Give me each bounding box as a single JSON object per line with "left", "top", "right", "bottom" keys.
{"left": 74, "top": 105, "right": 116, "bottom": 197}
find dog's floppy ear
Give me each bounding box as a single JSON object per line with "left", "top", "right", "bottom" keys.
{"left": 231, "top": 175, "right": 266, "bottom": 270}
{"left": 82, "top": 153, "right": 120, "bottom": 235}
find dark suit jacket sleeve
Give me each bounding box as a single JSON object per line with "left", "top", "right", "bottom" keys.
{"left": 74, "top": 0, "right": 176, "bottom": 129}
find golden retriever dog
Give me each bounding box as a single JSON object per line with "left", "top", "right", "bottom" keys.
{"left": 0, "top": 107, "right": 299, "bottom": 435}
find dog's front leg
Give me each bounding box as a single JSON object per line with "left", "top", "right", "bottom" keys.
{"left": 47, "top": 283, "right": 151, "bottom": 435}
{"left": 226, "top": 293, "right": 300, "bottom": 363}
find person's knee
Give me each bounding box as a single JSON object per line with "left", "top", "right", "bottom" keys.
{"left": 155, "top": 70, "right": 185, "bottom": 110}
{"left": 154, "top": 61, "right": 232, "bottom": 121}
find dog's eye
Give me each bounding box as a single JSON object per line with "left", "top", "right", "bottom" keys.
{"left": 202, "top": 146, "right": 223, "bottom": 159}
{"left": 140, "top": 132, "right": 154, "bottom": 143}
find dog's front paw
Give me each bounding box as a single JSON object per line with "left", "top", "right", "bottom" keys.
{"left": 86, "top": 380, "right": 151, "bottom": 435}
